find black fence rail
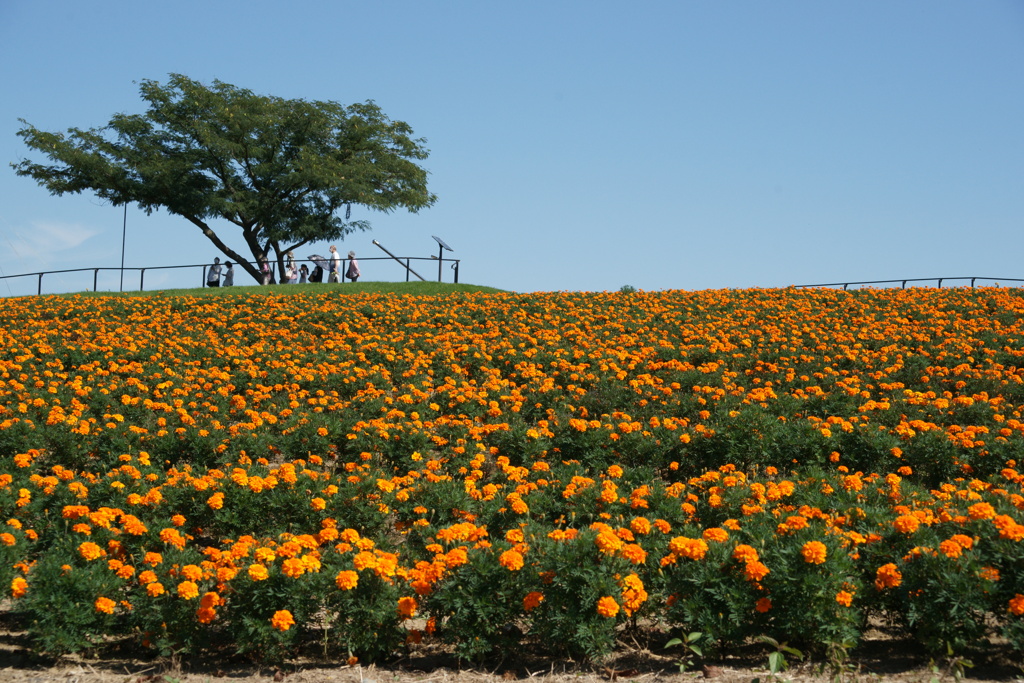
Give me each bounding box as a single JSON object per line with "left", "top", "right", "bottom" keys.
{"left": 0, "top": 255, "right": 460, "bottom": 297}
{"left": 794, "top": 276, "right": 1024, "bottom": 290}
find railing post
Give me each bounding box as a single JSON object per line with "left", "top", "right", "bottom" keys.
{"left": 93, "top": 269, "right": 99, "bottom": 293}
{"left": 140, "top": 269, "right": 146, "bottom": 292}
{"left": 938, "top": 279, "right": 943, "bottom": 288}
{"left": 454, "top": 260, "right": 459, "bottom": 284}
{"left": 901, "top": 280, "right": 907, "bottom": 289}
{"left": 405, "top": 259, "right": 410, "bottom": 282}
{"left": 37, "top": 273, "right": 43, "bottom": 296}
{"left": 971, "top": 278, "right": 976, "bottom": 287}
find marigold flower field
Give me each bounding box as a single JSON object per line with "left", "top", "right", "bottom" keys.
{"left": 1, "top": 287, "right": 1023, "bottom": 662}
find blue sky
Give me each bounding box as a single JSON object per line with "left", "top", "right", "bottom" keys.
{"left": 2, "top": 1, "right": 1022, "bottom": 295}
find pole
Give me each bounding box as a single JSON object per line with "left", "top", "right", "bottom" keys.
{"left": 371, "top": 240, "right": 426, "bottom": 281}
{"left": 120, "top": 203, "right": 127, "bottom": 291}
{"left": 437, "top": 243, "right": 444, "bottom": 282}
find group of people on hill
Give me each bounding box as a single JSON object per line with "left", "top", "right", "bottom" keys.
{"left": 206, "top": 246, "right": 360, "bottom": 287}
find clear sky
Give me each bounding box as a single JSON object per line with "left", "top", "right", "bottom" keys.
{"left": 2, "top": 1, "right": 1022, "bottom": 295}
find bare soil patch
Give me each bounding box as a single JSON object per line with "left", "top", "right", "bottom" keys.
{"left": 0, "top": 611, "right": 1021, "bottom": 683}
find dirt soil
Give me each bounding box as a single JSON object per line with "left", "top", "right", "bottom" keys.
{"left": 0, "top": 617, "right": 1021, "bottom": 683}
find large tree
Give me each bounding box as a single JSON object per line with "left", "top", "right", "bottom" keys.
{"left": 12, "top": 74, "right": 436, "bottom": 283}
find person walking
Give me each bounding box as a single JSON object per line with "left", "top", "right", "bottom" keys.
{"left": 223, "top": 261, "right": 234, "bottom": 287}
{"left": 207, "top": 257, "right": 223, "bottom": 287}
{"left": 346, "top": 251, "right": 361, "bottom": 282}
{"left": 329, "top": 245, "right": 341, "bottom": 283}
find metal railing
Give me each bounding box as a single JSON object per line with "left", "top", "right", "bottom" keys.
{"left": 794, "top": 277, "right": 1024, "bottom": 291}
{"left": 0, "top": 255, "right": 460, "bottom": 297}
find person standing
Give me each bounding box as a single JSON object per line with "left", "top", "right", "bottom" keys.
{"left": 223, "top": 261, "right": 234, "bottom": 287}
{"left": 207, "top": 257, "right": 222, "bottom": 287}
{"left": 329, "top": 245, "right": 341, "bottom": 283}
{"left": 286, "top": 251, "right": 297, "bottom": 281}
{"left": 346, "top": 251, "right": 361, "bottom": 282}
{"left": 299, "top": 264, "right": 309, "bottom": 283}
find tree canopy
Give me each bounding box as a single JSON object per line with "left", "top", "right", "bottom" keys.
{"left": 12, "top": 74, "right": 437, "bottom": 283}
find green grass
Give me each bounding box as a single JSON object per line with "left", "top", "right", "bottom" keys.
{"left": 64, "top": 281, "right": 507, "bottom": 298}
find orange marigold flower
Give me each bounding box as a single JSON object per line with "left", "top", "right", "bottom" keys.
{"left": 499, "top": 549, "right": 525, "bottom": 571}
{"left": 979, "top": 566, "right": 1000, "bottom": 582}
{"left": 620, "top": 573, "right": 648, "bottom": 616}
{"left": 744, "top": 561, "right": 770, "bottom": 582}
{"left": 397, "top": 596, "right": 418, "bottom": 619}
{"left": 968, "top": 502, "right": 996, "bottom": 520}
{"left": 281, "top": 558, "right": 306, "bottom": 578}
{"left": 668, "top": 536, "right": 708, "bottom": 561}
{"left": 95, "top": 596, "right": 116, "bottom": 614}
{"left": 177, "top": 581, "right": 199, "bottom": 600}
{"left": 801, "top": 541, "right": 827, "bottom": 565}
{"left": 1007, "top": 594, "right": 1024, "bottom": 616}
{"left": 755, "top": 597, "right": 772, "bottom": 613}
{"left": 703, "top": 527, "right": 729, "bottom": 543}
{"left": 875, "top": 563, "right": 902, "bottom": 590}
{"left": 939, "top": 539, "right": 963, "bottom": 558}
{"left": 523, "top": 591, "right": 544, "bottom": 612}
{"left": 271, "top": 609, "right": 295, "bottom": 631}
{"left": 248, "top": 564, "right": 270, "bottom": 581}
{"left": 892, "top": 514, "right": 920, "bottom": 534}
{"left": 10, "top": 577, "right": 27, "bottom": 598}
{"left": 620, "top": 543, "right": 647, "bottom": 565}
{"left": 594, "top": 530, "right": 623, "bottom": 555}
{"left": 630, "top": 517, "right": 652, "bottom": 535}
{"left": 78, "top": 541, "right": 105, "bottom": 561}
{"left": 147, "top": 582, "right": 165, "bottom": 597}
{"left": 181, "top": 564, "right": 203, "bottom": 581}
{"left": 200, "top": 591, "right": 222, "bottom": 609}
{"left": 196, "top": 606, "right": 217, "bottom": 624}
{"left": 596, "top": 596, "right": 619, "bottom": 618}
{"left": 353, "top": 551, "right": 377, "bottom": 570}
{"left": 835, "top": 590, "right": 854, "bottom": 607}
{"left": 335, "top": 570, "right": 359, "bottom": 590}
{"left": 732, "top": 544, "right": 760, "bottom": 564}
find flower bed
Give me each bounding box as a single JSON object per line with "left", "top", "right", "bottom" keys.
{"left": 1, "top": 287, "right": 1022, "bottom": 662}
